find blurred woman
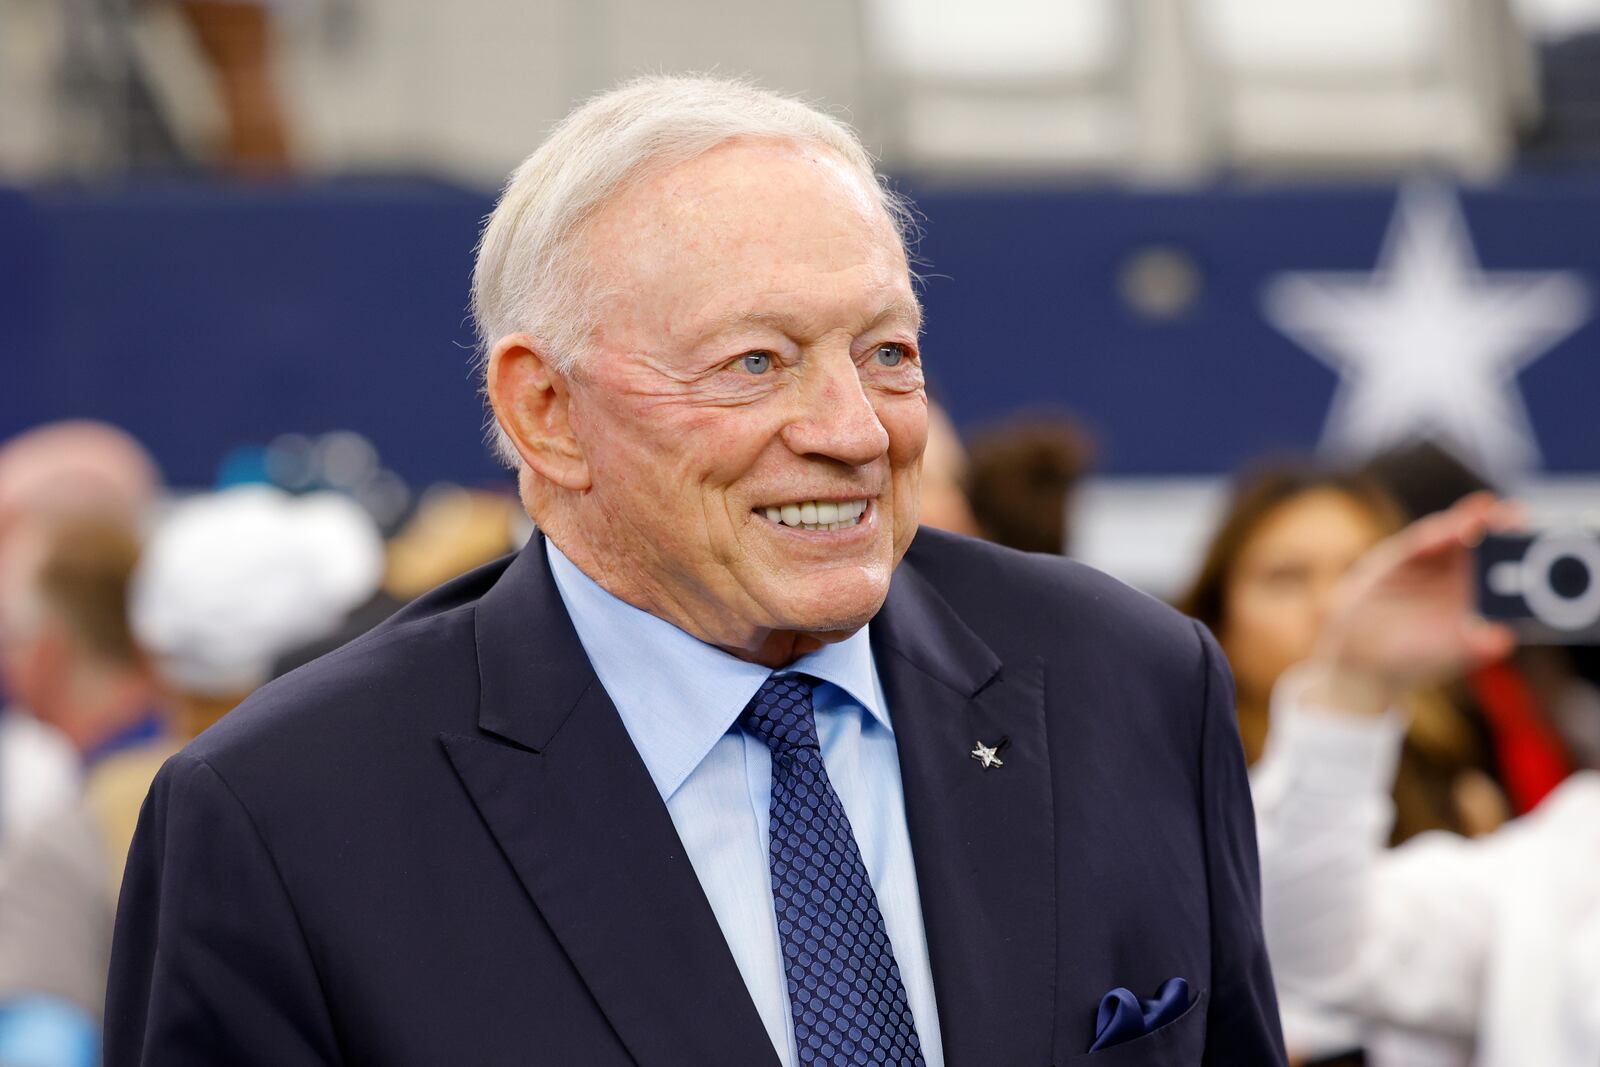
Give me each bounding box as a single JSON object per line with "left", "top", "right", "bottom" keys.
{"left": 1177, "top": 464, "right": 1506, "bottom": 845}
{"left": 1178, "top": 467, "right": 1518, "bottom": 1065}
{"left": 1255, "top": 494, "right": 1600, "bottom": 1067}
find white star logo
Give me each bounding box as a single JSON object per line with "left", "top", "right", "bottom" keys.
{"left": 969, "top": 741, "right": 1004, "bottom": 770}
{"left": 1262, "top": 182, "right": 1590, "bottom": 481}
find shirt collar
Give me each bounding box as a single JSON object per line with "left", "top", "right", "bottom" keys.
{"left": 544, "top": 538, "right": 888, "bottom": 800}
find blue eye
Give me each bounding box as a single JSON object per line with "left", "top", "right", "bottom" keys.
{"left": 874, "top": 344, "right": 907, "bottom": 367}
{"left": 740, "top": 352, "right": 773, "bottom": 374}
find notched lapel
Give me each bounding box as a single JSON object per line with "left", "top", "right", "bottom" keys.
{"left": 445, "top": 541, "right": 778, "bottom": 1067}
{"left": 875, "top": 562, "right": 1057, "bottom": 1066}
{"left": 440, "top": 689, "right": 778, "bottom": 1067}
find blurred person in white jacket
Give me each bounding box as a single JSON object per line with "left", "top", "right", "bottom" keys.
{"left": 1255, "top": 494, "right": 1600, "bottom": 1066}
{"left": 0, "top": 710, "right": 76, "bottom": 845}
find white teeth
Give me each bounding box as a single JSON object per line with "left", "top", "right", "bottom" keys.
{"left": 760, "top": 499, "right": 870, "bottom": 531}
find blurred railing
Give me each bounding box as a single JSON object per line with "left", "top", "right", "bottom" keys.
{"left": 0, "top": 0, "right": 1558, "bottom": 185}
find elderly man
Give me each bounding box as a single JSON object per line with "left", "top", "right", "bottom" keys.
{"left": 106, "top": 77, "right": 1284, "bottom": 1066}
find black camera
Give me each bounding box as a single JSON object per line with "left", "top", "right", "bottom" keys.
{"left": 1478, "top": 530, "right": 1600, "bottom": 643}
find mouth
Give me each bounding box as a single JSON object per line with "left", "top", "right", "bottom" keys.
{"left": 753, "top": 498, "right": 871, "bottom": 533}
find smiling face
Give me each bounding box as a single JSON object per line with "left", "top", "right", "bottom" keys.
{"left": 531, "top": 138, "right": 926, "bottom": 663}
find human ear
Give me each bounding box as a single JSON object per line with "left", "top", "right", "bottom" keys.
{"left": 485, "top": 335, "right": 591, "bottom": 492}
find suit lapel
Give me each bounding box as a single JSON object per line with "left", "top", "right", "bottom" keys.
{"left": 874, "top": 557, "right": 1057, "bottom": 1065}
{"left": 442, "top": 542, "right": 778, "bottom": 1066}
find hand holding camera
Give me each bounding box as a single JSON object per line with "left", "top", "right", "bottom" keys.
{"left": 1296, "top": 492, "right": 1520, "bottom": 717}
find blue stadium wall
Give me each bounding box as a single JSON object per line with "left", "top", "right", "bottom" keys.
{"left": 2, "top": 175, "right": 1596, "bottom": 487}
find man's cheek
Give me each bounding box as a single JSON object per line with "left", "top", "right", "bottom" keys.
{"left": 877, "top": 405, "right": 928, "bottom": 465}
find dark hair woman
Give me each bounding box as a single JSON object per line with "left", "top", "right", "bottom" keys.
{"left": 1178, "top": 462, "right": 1507, "bottom": 844}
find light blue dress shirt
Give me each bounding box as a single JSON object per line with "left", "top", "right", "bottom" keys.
{"left": 545, "top": 541, "right": 945, "bottom": 1067}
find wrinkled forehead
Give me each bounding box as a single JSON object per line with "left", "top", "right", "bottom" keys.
{"left": 631, "top": 137, "right": 892, "bottom": 234}
{"left": 579, "top": 138, "right": 915, "bottom": 341}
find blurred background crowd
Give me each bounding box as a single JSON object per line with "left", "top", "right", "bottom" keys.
{"left": 2, "top": 1, "right": 1600, "bottom": 1065}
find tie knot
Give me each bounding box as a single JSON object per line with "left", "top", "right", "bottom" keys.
{"left": 740, "top": 674, "right": 819, "bottom": 753}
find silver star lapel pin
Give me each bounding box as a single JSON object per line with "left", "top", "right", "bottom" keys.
{"left": 969, "top": 740, "right": 1005, "bottom": 770}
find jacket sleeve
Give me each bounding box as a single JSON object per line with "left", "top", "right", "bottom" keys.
{"left": 104, "top": 752, "right": 343, "bottom": 1066}
{"left": 1191, "top": 621, "right": 1289, "bottom": 1066}
{"left": 1252, "top": 679, "right": 1493, "bottom": 1039}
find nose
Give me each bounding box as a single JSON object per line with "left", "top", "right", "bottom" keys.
{"left": 779, "top": 349, "right": 890, "bottom": 467}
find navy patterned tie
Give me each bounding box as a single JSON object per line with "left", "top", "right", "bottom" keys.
{"left": 740, "top": 675, "right": 925, "bottom": 1066}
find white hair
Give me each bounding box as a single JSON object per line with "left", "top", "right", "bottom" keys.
{"left": 470, "top": 74, "right": 912, "bottom": 469}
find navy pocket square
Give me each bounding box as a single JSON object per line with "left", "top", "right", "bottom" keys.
{"left": 1088, "top": 976, "right": 1192, "bottom": 1052}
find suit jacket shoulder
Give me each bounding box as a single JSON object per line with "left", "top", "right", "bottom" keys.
{"left": 108, "top": 546, "right": 782, "bottom": 1065}
{"left": 182, "top": 555, "right": 510, "bottom": 781}
{"left": 900, "top": 527, "right": 1212, "bottom": 743}
{"left": 904, "top": 526, "right": 1200, "bottom": 652}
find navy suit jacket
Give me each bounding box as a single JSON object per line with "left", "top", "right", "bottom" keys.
{"left": 105, "top": 529, "right": 1286, "bottom": 1065}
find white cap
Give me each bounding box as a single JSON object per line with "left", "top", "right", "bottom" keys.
{"left": 130, "top": 486, "right": 384, "bottom": 696}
